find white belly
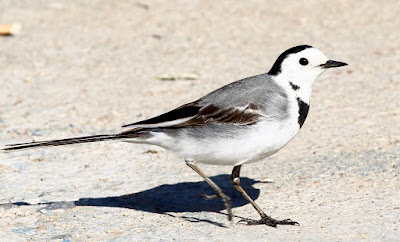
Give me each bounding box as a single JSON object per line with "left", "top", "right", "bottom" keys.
{"left": 166, "top": 119, "right": 300, "bottom": 166}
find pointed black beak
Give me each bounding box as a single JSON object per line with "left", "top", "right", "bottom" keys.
{"left": 320, "top": 60, "right": 348, "bottom": 69}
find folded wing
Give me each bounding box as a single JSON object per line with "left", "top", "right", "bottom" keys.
{"left": 122, "top": 101, "right": 261, "bottom": 130}
{"left": 122, "top": 73, "right": 288, "bottom": 130}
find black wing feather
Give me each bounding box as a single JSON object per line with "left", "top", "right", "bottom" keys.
{"left": 122, "top": 102, "right": 201, "bottom": 127}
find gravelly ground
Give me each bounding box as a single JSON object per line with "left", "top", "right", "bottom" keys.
{"left": 1, "top": 0, "right": 399, "bottom": 241}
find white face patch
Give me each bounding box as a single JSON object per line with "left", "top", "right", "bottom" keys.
{"left": 273, "top": 48, "right": 330, "bottom": 101}
{"left": 280, "top": 48, "right": 329, "bottom": 79}
{"left": 272, "top": 47, "right": 331, "bottom": 104}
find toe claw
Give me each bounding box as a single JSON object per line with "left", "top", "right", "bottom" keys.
{"left": 279, "top": 219, "right": 299, "bottom": 226}
{"left": 237, "top": 216, "right": 298, "bottom": 227}
{"left": 236, "top": 218, "right": 251, "bottom": 225}
{"left": 199, "top": 193, "right": 220, "bottom": 200}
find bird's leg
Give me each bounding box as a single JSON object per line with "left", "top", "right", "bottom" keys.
{"left": 186, "top": 161, "right": 232, "bottom": 221}
{"left": 231, "top": 165, "right": 298, "bottom": 227}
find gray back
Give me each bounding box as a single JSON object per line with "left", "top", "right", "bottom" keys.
{"left": 198, "top": 73, "right": 289, "bottom": 121}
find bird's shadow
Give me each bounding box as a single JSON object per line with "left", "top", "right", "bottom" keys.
{"left": 7, "top": 175, "right": 269, "bottom": 227}
{"left": 75, "top": 175, "right": 261, "bottom": 212}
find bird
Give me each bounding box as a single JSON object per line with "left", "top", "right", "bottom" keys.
{"left": 2, "top": 45, "right": 347, "bottom": 227}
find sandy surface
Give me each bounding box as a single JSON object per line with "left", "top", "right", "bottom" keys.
{"left": 1, "top": 0, "right": 399, "bottom": 241}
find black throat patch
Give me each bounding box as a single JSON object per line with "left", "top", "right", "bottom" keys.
{"left": 297, "top": 97, "right": 309, "bottom": 128}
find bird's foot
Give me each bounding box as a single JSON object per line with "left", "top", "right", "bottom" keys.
{"left": 238, "top": 216, "right": 299, "bottom": 227}
{"left": 199, "top": 193, "right": 220, "bottom": 200}
{"left": 199, "top": 193, "right": 232, "bottom": 221}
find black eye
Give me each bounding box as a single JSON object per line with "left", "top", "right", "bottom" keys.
{"left": 299, "top": 58, "right": 308, "bottom": 66}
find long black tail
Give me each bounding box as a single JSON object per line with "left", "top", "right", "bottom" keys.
{"left": 2, "top": 131, "right": 141, "bottom": 151}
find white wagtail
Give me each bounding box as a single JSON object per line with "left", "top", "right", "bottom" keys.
{"left": 3, "top": 45, "right": 347, "bottom": 227}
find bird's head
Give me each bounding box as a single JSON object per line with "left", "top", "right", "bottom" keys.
{"left": 268, "top": 45, "right": 347, "bottom": 88}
